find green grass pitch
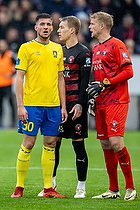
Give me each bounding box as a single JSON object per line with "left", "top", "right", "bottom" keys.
{"left": 0, "top": 129, "right": 140, "bottom": 209}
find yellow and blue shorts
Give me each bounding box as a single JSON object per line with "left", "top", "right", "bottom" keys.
{"left": 18, "top": 106, "right": 61, "bottom": 136}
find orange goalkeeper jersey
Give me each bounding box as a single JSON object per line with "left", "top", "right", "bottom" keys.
{"left": 91, "top": 37, "right": 133, "bottom": 108}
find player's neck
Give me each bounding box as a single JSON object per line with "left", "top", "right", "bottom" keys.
{"left": 66, "top": 37, "right": 78, "bottom": 49}
{"left": 35, "top": 37, "right": 50, "bottom": 44}
{"left": 98, "top": 33, "right": 111, "bottom": 44}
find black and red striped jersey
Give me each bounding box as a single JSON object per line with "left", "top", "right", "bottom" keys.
{"left": 63, "top": 42, "right": 91, "bottom": 109}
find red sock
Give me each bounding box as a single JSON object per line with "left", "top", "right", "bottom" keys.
{"left": 116, "top": 146, "right": 134, "bottom": 190}
{"left": 103, "top": 149, "right": 119, "bottom": 192}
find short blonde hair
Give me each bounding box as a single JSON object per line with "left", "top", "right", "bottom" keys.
{"left": 90, "top": 12, "right": 113, "bottom": 31}
{"left": 60, "top": 16, "right": 81, "bottom": 35}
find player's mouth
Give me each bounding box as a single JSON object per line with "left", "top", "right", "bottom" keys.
{"left": 43, "top": 31, "right": 48, "bottom": 35}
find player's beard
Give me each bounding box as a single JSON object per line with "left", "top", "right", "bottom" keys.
{"left": 38, "top": 33, "right": 51, "bottom": 41}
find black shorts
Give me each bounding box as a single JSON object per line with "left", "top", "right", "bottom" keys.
{"left": 58, "top": 107, "right": 88, "bottom": 139}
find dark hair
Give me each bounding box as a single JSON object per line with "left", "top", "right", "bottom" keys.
{"left": 35, "top": 13, "right": 53, "bottom": 23}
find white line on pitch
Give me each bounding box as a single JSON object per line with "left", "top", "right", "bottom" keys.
{"left": 0, "top": 167, "right": 140, "bottom": 171}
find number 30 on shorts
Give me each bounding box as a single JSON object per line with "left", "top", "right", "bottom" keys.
{"left": 22, "top": 122, "right": 34, "bottom": 132}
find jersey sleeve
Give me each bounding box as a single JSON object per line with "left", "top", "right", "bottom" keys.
{"left": 109, "top": 41, "right": 133, "bottom": 85}
{"left": 15, "top": 44, "right": 30, "bottom": 71}
{"left": 58, "top": 45, "right": 64, "bottom": 72}
{"left": 77, "top": 49, "right": 91, "bottom": 106}
{"left": 113, "top": 41, "right": 132, "bottom": 68}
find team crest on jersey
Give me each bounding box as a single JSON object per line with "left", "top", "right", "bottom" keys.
{"left": 111, "top": 120, "right": 118, "bottom": 127}
{"left": 122, "top": 52, "right": 128, "bottom": 58}
{"left": 75, "top": 124, "right": 82, "bottom": 135}
{"left": 102, "top": 49, "right": 108, "bottom": 56}
{"left": 68, "top": 56, "right": 74, "bottom": 63}
{"left": 53, "top": 51, "right": 57, "bottom": 58}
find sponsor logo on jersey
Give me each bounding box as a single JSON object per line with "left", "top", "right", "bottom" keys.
{"left": 102, "top": 49, "right": 108, "bottom": 56}
{"left": 68, "top": 56, "right": 74, "bottom": 63}
{"left": 96, "top": 51, "right": 100, "bottom": 55}
{"left": 36, "top": 51, "right": 41, "bottom": 55}
{"left": 122, "top": 52, "right": 128, "bottom": 58}
{"left": 53, "top": 51, "right": 57, "bottom": 58}
{"left": 63, "top": 57, "right": 66, "bottom": 61}
{"left": 63, "top": 70, "right": 70, "bottom": 78}
{"left": 63, "top": 66, "right": 70, "bottom": 78}
{"left": 93, "top": 59, "right": 103, "bottom": 70}
{"left": 16, "top": 58, "right": 20, "bottom": 65}
{"left": 86, "top": 57, "right": 91, "bottom": 65}
{"left": 75, "top": 124, "right": 82, "bottom": 135}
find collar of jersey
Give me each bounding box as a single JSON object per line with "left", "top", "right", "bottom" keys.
{"left": 99, "top": 36, "right": 112, "bottom": 45}
{"left": 34, "top": 39, "right": 50, "bottom": 45}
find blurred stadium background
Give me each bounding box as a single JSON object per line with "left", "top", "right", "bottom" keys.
{"left": 0, "top": 0, "right": 140, "bottom": 130}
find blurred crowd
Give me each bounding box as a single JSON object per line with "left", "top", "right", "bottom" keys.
{"left": 0, "top": 0, "right": 140, "bottom": 54}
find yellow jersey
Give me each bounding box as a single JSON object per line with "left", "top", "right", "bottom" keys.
{"left": 15, "top": 40, "right": 64, "bottom": 106}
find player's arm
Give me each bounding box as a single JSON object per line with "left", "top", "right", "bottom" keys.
{"left": 87, "top": 64, "right": 133, "bottom": 99}
{"left": 58, "top": 71, "right": 68, "bottom": 123}
{"left": 70, "top": 51, "right": 91, "bottom": 121}
{"left": 110, "top": 41, "right": 133, "bottom": 84}
{"left": 109, "top": 64, "right": 133, "bottom": 85}
{"left": 70, "top": 68, "right": 90, "bottom": 121}
{"left": 69, "top": 104, "right": 82, "bottom": 121}
{"left": 15, "top": 69, "right": 28, "bottom": 123}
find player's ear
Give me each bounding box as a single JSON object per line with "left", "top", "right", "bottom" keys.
{"left": 51, "top": 25, "right": 53, "bottom": 32}
{"left": 70, "top": 27, "right": 75, "bottom": 35}
{"left": 34, "top": 24, "right": 37, "bottom": 32}
{"left": 100, "top": 23, "right": 104, "bottom": 30}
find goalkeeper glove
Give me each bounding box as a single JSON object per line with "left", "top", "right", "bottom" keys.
{"left": 88, "top": 98, "right": 95, "bottom": 117}
{"left": 86, "top": 78, "right": 111, "bottom": 99}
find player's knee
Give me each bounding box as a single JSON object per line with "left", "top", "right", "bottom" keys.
{"left": 72, "top": 140, "right": 88, "bottom": 160}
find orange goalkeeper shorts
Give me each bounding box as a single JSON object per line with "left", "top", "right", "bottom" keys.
{"left": 95, "top": 103, "right": 129, "bottom": 140}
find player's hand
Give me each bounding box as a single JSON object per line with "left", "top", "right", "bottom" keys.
{"left": 18, "top": 106, "right": 28, "bottom": 124}
{"left": 88, "top": 98, "right": 95, "bottom": 117}
{"left": 86, "top": 78, "right": 111, "bottom": 98}
{"left": 61, "top": 107, "right": 68, "bottom": 123}
{"left": 69, "top": 104, "right": 82, "bottom": 121}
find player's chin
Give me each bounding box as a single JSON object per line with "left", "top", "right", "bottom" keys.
{"left": 91, "top": 33, "right": 94, "bottom": 38}
{"left": 59, "top": 36, "right": 63, "bottom": 41}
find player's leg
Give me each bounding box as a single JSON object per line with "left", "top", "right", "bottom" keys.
{"left": 92, "top": 106, "right": 120, "bottom": 199}
{"left": 42, "top": 136, "right": 66, "bottom": 198}
{"left": 53, "top": 137, "right": 62, "bottom": 189}
{"left": 110, "top": 136, "right": 137, "bottom": 200}
{"left": 42, "top": 135, "right": 56, "bottom": 189}
{"left": 109, "top": 103, "right": 136, "bottom": 200}
{"left": 41, "top": 106, "right": 66, "bottom": 198}
{"left": 11, "top": 134, "right": 36, "bottom": 197}
{"left": 11, "top": 106, "right": 40, "bottom": 198}
{"left": 72, "top": 139, "right": 88, "bottom": 198}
